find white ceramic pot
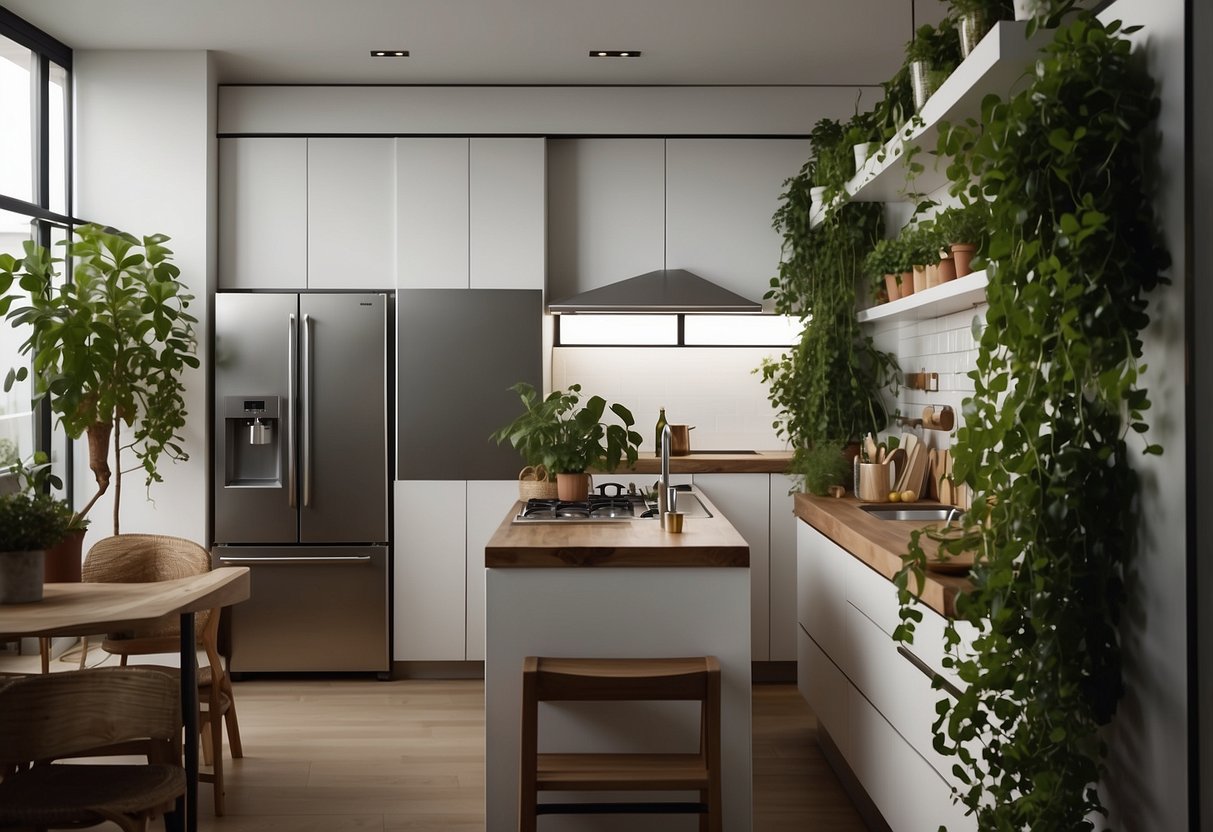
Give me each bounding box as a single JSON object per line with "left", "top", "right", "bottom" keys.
{"left": 1013, "top": 0, "right": 1045, "bottom": 20}
{"left": 852, "top": 142, "right": 877, "bottom": 173}
{"left": 810, "top": 185, "right": 827, "bottom": 212}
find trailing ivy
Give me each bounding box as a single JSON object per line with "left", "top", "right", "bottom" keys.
{"left": 893, "top": 14, "right": 1168, "bottom": 830}
{"left": 760, "top": 160, "right": 897, "bottom": 471}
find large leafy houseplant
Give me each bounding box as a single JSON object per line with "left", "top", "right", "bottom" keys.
{"left": 760, "top": 159, "right": 898, "bottom": 481}
{"left": 0, "top": 225, "right": 199, "bottom": 535}
{"left": 491, "top": 383, "right": 642, "bottom": 476}
{"left": 893, "top": 14, "right": 1168, "bottom": 830}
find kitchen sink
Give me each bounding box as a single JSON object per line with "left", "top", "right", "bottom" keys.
{"left": 665, "top": 492, "right": 713, "bottom": 518}
{"left": 858, "top": 505, "right": 962, "bottom": 523}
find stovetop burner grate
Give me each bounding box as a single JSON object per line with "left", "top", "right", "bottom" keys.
{"left": 515, "top": 495, "right": 657, "bottom": 522}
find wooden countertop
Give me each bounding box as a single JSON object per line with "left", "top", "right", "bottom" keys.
{"left": 595, "top": 450, "right": 793, "bottom": 476}
{"left": 793, "top": 494, "right": 970, "bottom": 617}
{"left": 485, "top": 488, "right": 749, "bottom": 568}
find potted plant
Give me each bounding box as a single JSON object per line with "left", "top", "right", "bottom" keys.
{"left": 491, "top": 383, "right": 643, "bottom": 502}
{"left": 0, "top": 224, "right": 199, "bottom": 536}
{"left": 842, "top": 111, "right": 881, "bottom": 176}
{"left": 899, "top": 224, "right": 941, "bottom": 292}
{"left": 863, "top": 238, "right": 903, "bottom": 303}
{"left": 904, "top": 21, "right": 963, "bottom": 111}
{"left": 807, "top": 118, "right": 850, "bottom": 207}
{"left": 935, "top": 200, "right": 990, "bottom": 277}
{"left": 949, "top": 0, "right": 1013, "bottom": 57}
{"left": 1, "top": 453, "right": 88, "bottom": 583}
{"left": 0, "top": 484, "right": 72, "bottom": 604}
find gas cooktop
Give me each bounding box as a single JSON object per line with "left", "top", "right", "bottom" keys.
{"left": 512, "top": 494, "right": 658, "bottom": 523}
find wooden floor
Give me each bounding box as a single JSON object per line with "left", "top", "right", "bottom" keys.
{"left": 70, "top": 677, "right": 868, "bottom": 831}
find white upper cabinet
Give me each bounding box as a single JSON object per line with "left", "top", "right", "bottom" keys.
{"left": 665, "top": 139, "right": 810, "bottom": 306}
{"left": 396, "top": 137, "right": 470, "bottom": 290}
{"left": 469, "top": 138, "right": 545, "bottom": 290}
{"left": 219, "top": 137, "right": 308, "bottom": 290}
{"left": 547, "top": 139, "right": 665, "bottom": 302}
{"left": 396, "top": 137, "right": 545, "bottom": 290}
{"left": 307, "top": 137, "right": 396, "bottom": 290}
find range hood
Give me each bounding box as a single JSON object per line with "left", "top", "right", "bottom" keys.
{"left": 548, "top": 269, "right": 762, "bottom": 314}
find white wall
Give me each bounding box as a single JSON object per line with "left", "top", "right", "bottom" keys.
{"left": 73, "top": 50, "right": 216, "bottom": 546}
{"left": 551, "top": 346, "right": 787, "bottom": 454}
{"left": 1096, "top": 0, "right": 1189, "bottom": 828}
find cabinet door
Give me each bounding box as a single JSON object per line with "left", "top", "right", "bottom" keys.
{"left": 470, "top": 138, "right": 545, "bottom": 290}
{"left": 768, "top": 474, "right": 798, "bottom": 661}
{"left": 465, "top": 481, "right": 520, "bottom": 661}
{"left": 393, "top": 480, "right": 466, "bottom": 660}
{"left": 546, "top": 139, "right": 665, "bottom": 303}
{"left": 307, "top": 137, "right": 395, "bottom": 289}
{"left": 219, "top": 137, "right": 307, "bottom": 290}
{"left": 694, "top": 473, "right": 770, "bottom": 660}
{"left": 665, "top": 139, "right": 810, "bottom": 304}
{"left": 396, "top": 137, "right": 469, "bottom": 289}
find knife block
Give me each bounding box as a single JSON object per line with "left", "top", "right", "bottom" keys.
{"left": 857, "top": 462, "right": 895, "bottom": 502}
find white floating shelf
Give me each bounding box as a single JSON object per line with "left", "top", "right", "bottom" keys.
{"left": 858, "top": 270, "right": 989, "bottom": 324}
{"left": 811, "top": 20, "right": 1047, "bottom": 228}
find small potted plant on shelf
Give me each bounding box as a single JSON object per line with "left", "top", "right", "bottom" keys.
{"left": 0, "top": 471, "right": 73, "bottom": 604}
{"left": 949, "top": 0, "right": 1013, "bottom": 58}
{"left": 935, "top": 201, "right": 990, "bottom": 278}
{"left": 491, "top": 383, "right": 643, "bottom": 502}
{"left": 904, "top": 20, "right": 964, "bottom": 112}
{"left": 808, "top": 117, "right": 851, "bottom": 209}
{"left": 843, "top": 111, "right": 882, "bottom": 177}
{"left": 899, "top": 224, "right": 941, "bottom": 293}
{"left": 863, "top": 238, "right": 903, "bottom": 303}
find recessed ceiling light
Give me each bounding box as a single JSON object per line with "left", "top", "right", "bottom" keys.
{"left": 371, "top": 50, "right": 410, "bottom": 57}
{"left": 589, "top": 50, "right": 641, "bottom": 58}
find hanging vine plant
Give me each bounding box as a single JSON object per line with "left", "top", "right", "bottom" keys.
{"left": 893, "top": 13, "right": 1168, "bottom": 830}
{"left": 760, "top": 155, "right": 897, "bottom": 475}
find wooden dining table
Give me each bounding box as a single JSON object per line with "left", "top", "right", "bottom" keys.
{"left": 0, "top": 567, "right": 251, "bottom": 832}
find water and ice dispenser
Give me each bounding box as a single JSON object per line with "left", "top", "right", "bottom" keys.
{"left": 222, "top": 396, "right": 281, "bottom": 486}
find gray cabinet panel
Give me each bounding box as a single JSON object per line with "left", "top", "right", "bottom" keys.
{"left": 398, "top": 289, "right": 541, "bottom": 480}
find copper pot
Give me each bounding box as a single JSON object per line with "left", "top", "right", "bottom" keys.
{"left": 669, "top": 424, "right": 693, "bottom": 456}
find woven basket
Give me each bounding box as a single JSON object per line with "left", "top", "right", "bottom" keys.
{"left": 518, "top": 465, "right": 559, "bottom": 501}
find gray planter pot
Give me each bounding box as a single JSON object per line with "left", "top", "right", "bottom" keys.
{"left": 0, "top": 549, "right": 45, "bottom": 604}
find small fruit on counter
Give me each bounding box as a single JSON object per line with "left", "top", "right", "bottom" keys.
{"left": 900, "top": 490, "right": 917, "bottom": 502}
{"left": 888, "top": 491, "right": 901, "bottom": 502}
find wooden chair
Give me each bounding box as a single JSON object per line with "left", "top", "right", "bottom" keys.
{"left": 519, "top": 656, "right": 722, "bottom": 832}
{"left": 0, "top": 665, "right": 185, "bottom": 832}
{"left": 81, "top": 534, "right": 243, "bottom": 816}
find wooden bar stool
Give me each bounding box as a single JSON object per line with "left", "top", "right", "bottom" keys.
{"left": 519, "top": 656, "right": 722, "bottom": 831}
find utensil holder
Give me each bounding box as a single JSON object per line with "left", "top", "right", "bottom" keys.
{"left": 857, "top": 462, "right": 895, "bottom": 502}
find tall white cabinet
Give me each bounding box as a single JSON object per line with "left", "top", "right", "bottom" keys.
{"left": 307, "top": 137, "right": 395, "bottom": 289}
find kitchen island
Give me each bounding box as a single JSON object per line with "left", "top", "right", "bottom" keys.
{"left": 483, "top": 487, "right": 751, "bottom": 831}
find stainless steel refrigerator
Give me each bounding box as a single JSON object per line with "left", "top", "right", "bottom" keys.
{"left": 212, "top": 292, "right": 390, "bottom": 675}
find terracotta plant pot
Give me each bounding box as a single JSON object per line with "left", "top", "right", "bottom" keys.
{"left": 899, "top": 270, "right": 915, "bottom": 297}
{"left": 938, "top": 256, "right": 957, "bottom": 283}
{"left": 44, "top": 528, "right": 86, "bottom": 583}
{"left": 883, "top": 273, "right": 902, "bottom": 302}
{"left": 912, "top": 265, "right": 927, "bottom": 294}
{"left": 952, "top": 243, "right": 977, "bottom": 278}
{"left": 925, "top": 263, "right": 940, "bottom": 289}
{"left": 556, "top": 472, "right": 591, "bottom": 502}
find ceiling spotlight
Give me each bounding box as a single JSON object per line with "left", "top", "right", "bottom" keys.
{"left": 371, "top": 50, "right": 410, "bottom": 57}
{"left": 589, "top": 50, "right": 642, "bottom": 58}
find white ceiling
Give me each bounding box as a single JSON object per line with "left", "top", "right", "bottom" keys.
{"left": 3, "top": 0, "right": 925, "bottom": 86}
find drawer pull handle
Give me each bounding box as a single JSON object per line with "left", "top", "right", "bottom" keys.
{"left": 219, "top": 556, "right": 373, "bottom": 565}
{"left": 897, "top": 645, "right": 963, "bottom": 700}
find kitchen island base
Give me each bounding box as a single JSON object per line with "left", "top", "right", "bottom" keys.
{"left": 485, "top": 567, "right": 752, "bottom": 832}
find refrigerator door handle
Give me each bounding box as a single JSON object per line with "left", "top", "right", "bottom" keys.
{"left": 287, "top": 312, "right": 297, "bottom": 508}
{"left": 218, "top": 556, "right": 373, "bottom": 565}
{"left": 302, "top": 312, "right": 313, "bottom": 507}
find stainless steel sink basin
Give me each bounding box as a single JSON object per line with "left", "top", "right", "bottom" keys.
{"left": 858, "top": 505, "right": 962, "bottom": 522}
{"left": 665, "top": 492, "right": 713, "bottom": 518}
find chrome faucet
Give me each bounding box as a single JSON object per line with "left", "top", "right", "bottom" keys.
{"left": 660, "top": 423, "right": 672, "bottom": 527}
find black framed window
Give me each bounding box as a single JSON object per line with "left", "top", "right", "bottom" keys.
{"left": 0, "top": 7, "right": 76, "bottom": 498}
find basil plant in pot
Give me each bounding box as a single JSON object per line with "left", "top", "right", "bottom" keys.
{"left": 0, "top": 224, "right": 199, "bottom": 536}
{"left": 491, "top": 383, "right": 643, "bottom": 502}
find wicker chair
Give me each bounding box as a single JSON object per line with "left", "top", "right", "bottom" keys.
{"left": 0, "top": 666, "right": 185, "bottom": 832}
{"left": 81, "top": 534, "right": 243, "bottom": 817}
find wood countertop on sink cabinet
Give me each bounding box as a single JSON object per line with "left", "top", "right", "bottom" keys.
{"left": 793, "top": 493, "right": 971, "bottom": 617}
{"left": 595, "top": 450, "right": 793, "bottom": 476}
{"left": 484, "top": 488, "right": 749, "bottom": 568}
